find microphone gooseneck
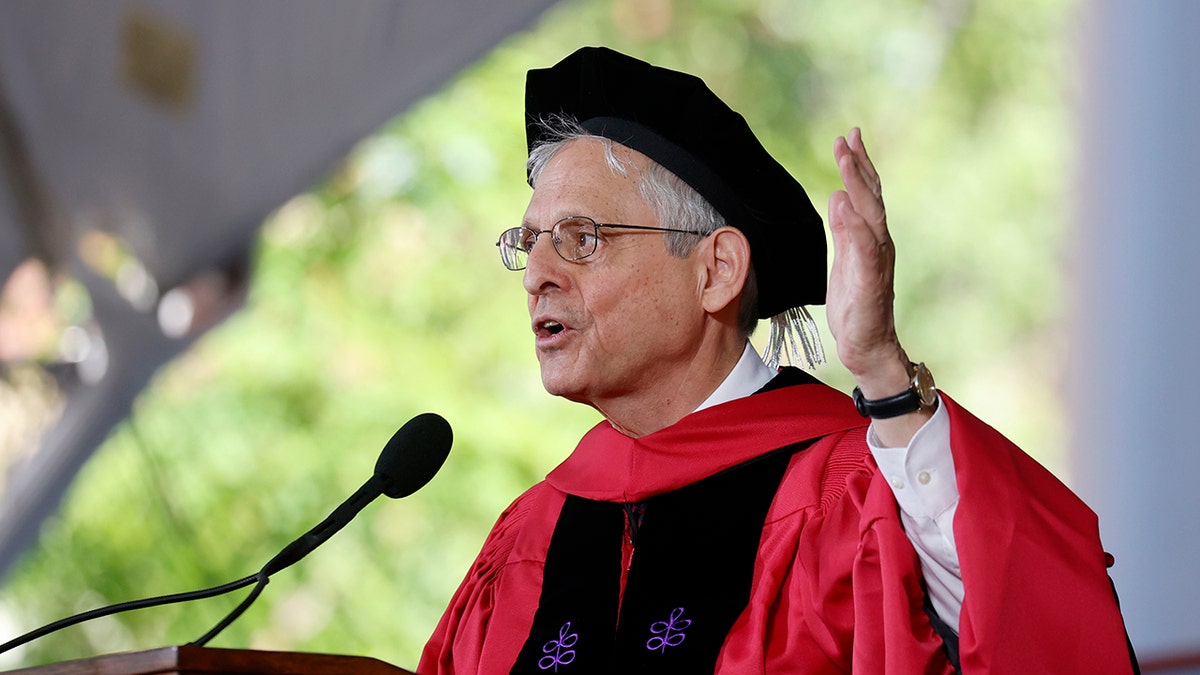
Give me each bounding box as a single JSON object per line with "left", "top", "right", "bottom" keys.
{"left": 191, "top": 412, "right": 453, "bottom": 646}
{"left": 0, "top": 413, "right": 453, "bottom": 656}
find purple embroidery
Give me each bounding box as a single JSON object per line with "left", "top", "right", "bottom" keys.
{"left": 538, "top": 621, "right": 578, "bottom": 671}
{"left": 646, "top": 607, "right": 691, "bottom": 652}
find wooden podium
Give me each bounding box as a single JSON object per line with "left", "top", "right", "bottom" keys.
{"left": 2, "top": 645, "right": 414, "bottom": 674}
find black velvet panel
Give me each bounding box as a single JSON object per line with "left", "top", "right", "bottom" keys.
{"left": 511, "top": 443, "right": 804, "bottom": 673}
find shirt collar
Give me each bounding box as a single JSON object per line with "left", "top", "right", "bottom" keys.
{"left": 695, "top": 342, "right": 776, "bottom": 412}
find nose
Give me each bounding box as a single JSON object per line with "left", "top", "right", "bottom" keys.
{"left": 522, "top": 230, "right": 568, "bottom": 296}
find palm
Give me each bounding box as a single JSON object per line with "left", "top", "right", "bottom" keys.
{"left": 826, "top": 128, "right": 902, "bottom": 378}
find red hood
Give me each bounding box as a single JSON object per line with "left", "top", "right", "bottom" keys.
{"left": 547, "top": 381, "right": 867, "bottom": 502}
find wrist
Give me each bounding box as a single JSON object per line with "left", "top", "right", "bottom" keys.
{"left": 852, "top": 360, "right": 937, "bottom": 420}
{"left": 852, "top": 358, "right": 912, "bottom": 400}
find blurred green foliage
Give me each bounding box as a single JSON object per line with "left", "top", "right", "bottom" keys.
{"left": 0, "top": 0, "right": 1075, "bottom": 669}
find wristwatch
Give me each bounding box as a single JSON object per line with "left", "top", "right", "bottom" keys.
{"left": 852, "top": 361, "right": 937, "bottom": 419}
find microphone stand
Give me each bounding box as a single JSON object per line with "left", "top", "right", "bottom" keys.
{"left": 0, "top": 574, "right": 257, "bottom": 654}
{"left": 0, "top": 476, "right": 385, "bottom": 654}
{"left": 189, "top": 476, "right": 383, "bottom": 647}
{"left": 189, "top": 573, "right": 269, "bottom": 647}
{"left": 0, "top": 412, "right": 452, "bottom": 656}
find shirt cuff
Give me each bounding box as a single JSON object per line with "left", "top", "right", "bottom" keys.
{"left": 867, "top": 395, "right": 958, "bottom": 521}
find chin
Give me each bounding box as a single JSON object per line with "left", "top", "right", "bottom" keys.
{"left": 538, "top": 367, "right": 592, "bottom": 405}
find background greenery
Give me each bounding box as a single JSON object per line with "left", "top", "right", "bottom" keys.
{"left": 0, "top": 0, "right": 1077, "bottom": 668}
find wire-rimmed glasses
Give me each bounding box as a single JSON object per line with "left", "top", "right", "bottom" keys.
{"left": 496, "top": 215, "right": 707, "bottom": 271}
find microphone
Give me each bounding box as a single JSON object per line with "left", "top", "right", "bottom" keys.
{"left": 0, "top": 412, "right": 453, "bottom": 655}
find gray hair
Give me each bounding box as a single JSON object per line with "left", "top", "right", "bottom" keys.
{"left": 526, "top": 116, "right": 759, "bottom": 336}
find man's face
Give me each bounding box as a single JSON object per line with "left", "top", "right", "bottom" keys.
{"left": 522, "top": 140, "right": 708, "bottom": 412}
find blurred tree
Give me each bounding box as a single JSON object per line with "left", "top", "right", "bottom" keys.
{"left": 0, "top": 0, "right": 1076, "bottom": 669}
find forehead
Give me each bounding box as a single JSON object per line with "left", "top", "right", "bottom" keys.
{"left": 524, "top": 139, "right": 655, "bottom": 226}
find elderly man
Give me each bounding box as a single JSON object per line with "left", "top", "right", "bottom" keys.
{"left": 420, "top": 47, "right": 1134, "bottom": 674}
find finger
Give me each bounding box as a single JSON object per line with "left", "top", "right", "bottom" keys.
{"left": 827, "top": 189, "right": 850, "bottom": 242}
{"left": 827, "top": 190, "right": 853, "bottom": 259}
{"left": 828, "top": 190, "right": 875, "bottom": 256}
{"left": 838, "top": 130, "right": 878, "bottom": 200}
{"left": 848, "top": 127, "right": 881, "bottom": 193}
{"left": 832, "top": 192, "right": 897, "bottom": 275}
{"left": 835, "top": 143, "right": 886, "bottom": 230}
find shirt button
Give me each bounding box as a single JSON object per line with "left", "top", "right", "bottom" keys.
{"left": 890, "top": 477, "right": 905, "bottom": 490}
{"left": 917, "top": 470, "right": 932, "bottom": 485}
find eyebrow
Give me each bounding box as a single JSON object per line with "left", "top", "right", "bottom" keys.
{"left": 520, "top": 214, "right": 590, "bottom": 230}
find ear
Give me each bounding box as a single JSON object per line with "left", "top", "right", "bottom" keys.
{"left": 699, "top": 227, "right": 752, "bottom": 317}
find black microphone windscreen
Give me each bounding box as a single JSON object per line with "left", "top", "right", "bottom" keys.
{"left": 376, "top": 412, "right": 453, "bottom": 498}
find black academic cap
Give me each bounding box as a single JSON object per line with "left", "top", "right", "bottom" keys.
{"left": 525, "top": 46, "right": 826, "bottom": 316}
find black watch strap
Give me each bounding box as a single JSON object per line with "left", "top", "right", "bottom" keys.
{"left": 852, "top": 386, "right": 921, "bottom": 419}
{"left": 852, "top": 361, "right": 937, "bottom": 419}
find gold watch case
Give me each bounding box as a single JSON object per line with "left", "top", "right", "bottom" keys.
{"left": 909, "top": 361, "right": 938, "bottom": 410}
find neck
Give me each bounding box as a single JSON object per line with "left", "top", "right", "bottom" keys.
{"left": 591, "top": 331, "right": 747, "bottom": 438}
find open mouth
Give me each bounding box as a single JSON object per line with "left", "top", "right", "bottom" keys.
{"left": 535, "top": 318, "right": 567, "bottom": 340}
{"left": 543, "top": 320, "right": 564, "bottom": 336}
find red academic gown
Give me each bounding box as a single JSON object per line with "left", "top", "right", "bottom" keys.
{"left": 419, "top": 378, "right": 1134, "bottom": 674}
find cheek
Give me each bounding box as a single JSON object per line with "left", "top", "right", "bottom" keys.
{"left": 585, "top": 265, "right": 697, "bottom": 347}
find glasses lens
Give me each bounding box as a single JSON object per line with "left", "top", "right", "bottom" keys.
{"left": 497, "top": 228, "right": 529, "bottom": 270}
{"left": 553, "top": 217, "right": 599, "bottom": 261}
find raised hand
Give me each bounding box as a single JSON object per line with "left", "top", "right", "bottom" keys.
{"left": 827, "top": 128, "right": 930, "bottom": 442}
